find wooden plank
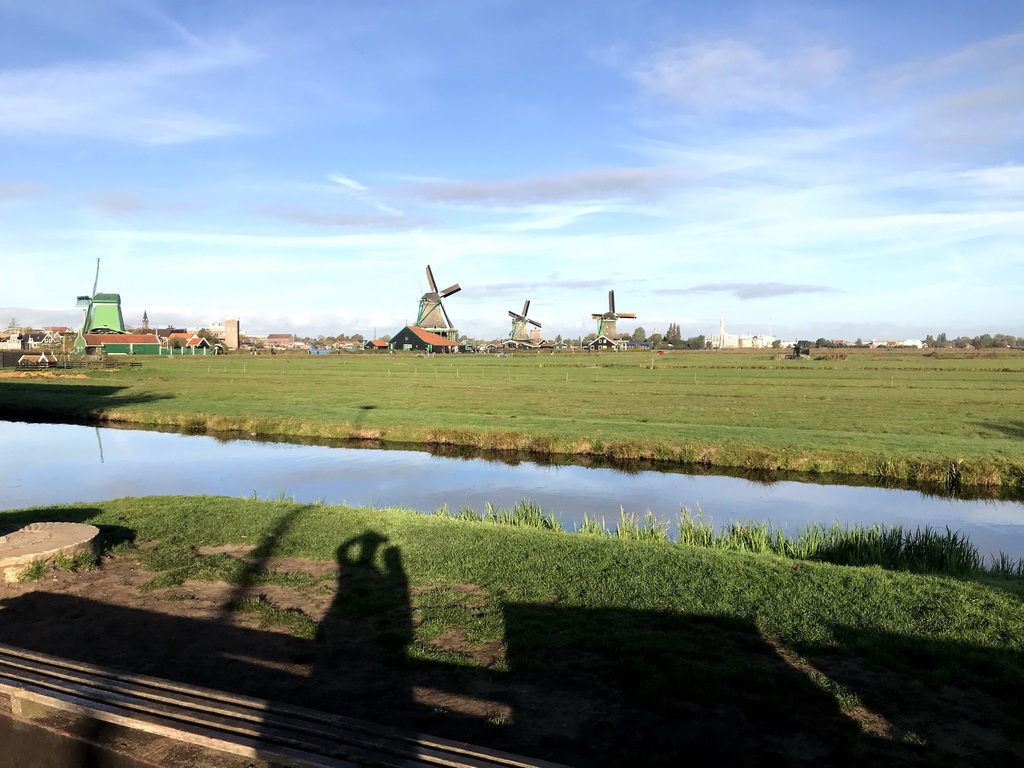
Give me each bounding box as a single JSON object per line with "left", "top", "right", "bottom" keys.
{"left": 0, "top": 644, "right": 568, "bottom": 768}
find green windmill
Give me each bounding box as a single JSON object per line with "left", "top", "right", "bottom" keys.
{"left": 76, "top": 259, "right": 126, "bottom": 335}
{"left": 591, "top": 290, "right": 636, "bottom": 342}
{"left": 506, "top": 299, "right": 542, "bottom": 346}
{"left": 415, "top": 265, "right": 461, "bottom": 341}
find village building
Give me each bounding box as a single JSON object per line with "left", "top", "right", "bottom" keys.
{"left": 389, "top": 326, "right": 466, "bottom": 352}
{"left": 75, "top": 333, "right": 163, "bottom": 356}
{"left": 266, "top": 333, "right": 296, "bottom": 348}
{"left": 17, "top": 353, "right": 58, "bottom": 367}
{"left": 164, "top": 332, "right": 216, "bottom": 355}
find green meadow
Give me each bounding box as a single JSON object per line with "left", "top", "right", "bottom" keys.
{"left": 3, "top": 496, "right": 1022, "bottom": 765}
{"left": 3, "top": 348, "right": 1024, "bottom": 489}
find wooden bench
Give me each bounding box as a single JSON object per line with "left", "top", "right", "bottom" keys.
{"left": 0, "top": 643, "right": 564, "bottom": 768}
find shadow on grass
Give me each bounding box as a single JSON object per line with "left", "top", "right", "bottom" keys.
{"left": 0, "top": 382, "right": 174, "bottom": 423}
{"left": 975, "top": 419, "right": 1024, "bottom": 441}
{"left": 12, "top": 531, "right": 1020, "bottom": 763}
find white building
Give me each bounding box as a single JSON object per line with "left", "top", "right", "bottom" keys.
{"left": 709, "top": 318, "right": 776, "bottom": 349}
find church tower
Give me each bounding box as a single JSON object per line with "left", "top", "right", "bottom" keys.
{"left": 141, "top": 310, "right": 150, "bottom": 331}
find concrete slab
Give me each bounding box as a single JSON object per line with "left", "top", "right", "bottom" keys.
{"left": 0, "top": 523, "right": 100, "bottom": 582}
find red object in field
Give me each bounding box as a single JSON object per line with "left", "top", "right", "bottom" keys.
{"left": 657, "top": 351, "right": 665, "bottom": 355}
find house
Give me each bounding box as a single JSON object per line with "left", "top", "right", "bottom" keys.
{"left": 389, "top": 326, "right": 466, "bottom": 352}
{"left": 364, "top": 340, "right": 389, "bottom": 351}
{"left": 17, "top": 353, "right": 57, "bottom": 367}
{"left": 0, "top": 333, "right": 22, "bottom": 351}
{"left": 76, "top": 333, "right": 163, "bottom": 356}
{"left": 155, "top": 327, "right": 187, "bottom": 340}
{"left": 267, "top": 333, "right": 295, "bottom": 348}
{"left": 164, "top": 332, "right": 215, "bottom": 355}
{"left": 585, "top": 335, "right": 624, "bottom": 351}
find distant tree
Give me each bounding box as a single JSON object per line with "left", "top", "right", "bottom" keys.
{"left": 924, "top": 334, "right": 935, "bottom": 348}
{"left": 380, "top": 333, "right": 392, "bottom": 343}
{"left": 195, "top": 328, "right": 219, "bottom": 344}
{"left": 631, "top": 327, "right": 647, "bottom": 343}
{"left": 814, "top": 337, "right": 836, "bottom": 348}
{"left": 351, "top": 333, "right": 364, "bottom": 342}
{"left": 555, "top": 334, "right": 563, "bottom": 343}
{"left": 168, "top": 337, "right": 185, "bottom": 350}
{"left": 583, "top": 332, "right": 598, "bottom": 344}
{"left": 936, "top": 332, "right": 948, "bottom": 348}
{"left": 665, "top": 323, "right": 682, "bottom": 343}
{"left": 648, "top": 332, "right": 664, "bottom": 348}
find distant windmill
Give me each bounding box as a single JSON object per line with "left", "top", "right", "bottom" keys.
{"left": 415, "top": 265, "right": 461, "bottom": 340}
{"left": 506, "top": 300, "right": 542, "bottom": 345}
{"left": 591, "top": 290, "right": 636, "bottom": 342}
{"left": 76, "top": 258, "right": 126, "bottom": 334}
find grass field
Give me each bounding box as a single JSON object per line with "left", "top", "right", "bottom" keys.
{"left": 2, "top": 496, "right": 1022, "bottom": 765}
{"left": 3, "top": 347, "right": 1024, "bottom": 489}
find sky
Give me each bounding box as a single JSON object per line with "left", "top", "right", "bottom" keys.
{"left": 1, "top": 0, "right": 1022, "bottom": 341}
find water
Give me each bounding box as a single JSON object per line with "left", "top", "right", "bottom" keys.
{"left": 2, "top": 420, "right": 1023, "bottom": 559}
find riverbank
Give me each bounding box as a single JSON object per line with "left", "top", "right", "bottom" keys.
{"left": 2, "top": 495, "right": 1022, "bottom": 766}
{"left": 3, "top": 349, "right": 1024, "bottom": 490}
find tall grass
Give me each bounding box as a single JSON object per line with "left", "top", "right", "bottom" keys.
{"left": 435, "top": 499, "right": 1023, "bottom": 579}
{"left": 675, "top": 507, "right": 1019, "bottom": 577}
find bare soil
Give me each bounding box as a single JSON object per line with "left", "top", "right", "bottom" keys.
{"left": 1, "top": 548, "right": 1021, "bottom": 767}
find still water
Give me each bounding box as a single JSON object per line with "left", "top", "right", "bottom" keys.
{"left": 2, "top": 420, "right": 1023, "bottom": 559}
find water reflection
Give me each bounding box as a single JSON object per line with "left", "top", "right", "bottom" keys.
{"left": 2, "top": 419, "right": 1023, "bottom": 559}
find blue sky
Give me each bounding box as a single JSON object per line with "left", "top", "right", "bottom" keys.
{"left": 1, "top": 0, "right": 1022, "bottom": 341}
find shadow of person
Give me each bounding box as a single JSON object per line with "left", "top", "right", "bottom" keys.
{"left": 311, "top": 532, "right": 415, "bottom": 718}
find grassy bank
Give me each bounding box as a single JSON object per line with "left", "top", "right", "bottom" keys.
{"left": 2, "top": 495, "right": 1023, "bottom": 765}
{"left": 3, "top": 349, "right": 1024, "bottom": 489}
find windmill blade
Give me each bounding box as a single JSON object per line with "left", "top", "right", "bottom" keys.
{"left": 440, "top": 301, "right": 453, "bottom": 329}
{"left": 617, "top": 312, "right": 637, "bottom": 318}
{"left": 591, "top": 313, "right": 604, "bottom": 319}
{"left": 440, "top": 283, "right": 461, "bottom": 298}
{"left": 528, "top": 318, "right": 542, "bottom": 327}
{"left": 509, "top": 311, "right": 525, "bottom": 321}
{"left": 522, "top": 300, "right": 530, "bottom": 316}
{"left": 425, "top": 265, "right": 438, "bottom": 293}
{"left": 92, "top": 258, "right": 101, "bottom": 296}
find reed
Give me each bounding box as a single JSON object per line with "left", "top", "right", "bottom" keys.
{"left": 675, "top": 508, "right": 1018, "bottom": 578}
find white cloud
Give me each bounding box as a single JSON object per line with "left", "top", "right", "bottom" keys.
{"left": 631, "top": 40, "right": 847, "bottom": 113}
{"left": 401, "top": 166, "right": 691, "bottom": 207}
{"left": 326, "top": 173, "right": 404, "bottom": 217}
{"left": 327, "top": 174, "right": 368, "bottom": 191}
{"left": 0, "top": 40, "right": 256, "bottom": 143}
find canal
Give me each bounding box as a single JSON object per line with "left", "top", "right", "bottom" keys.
{"left": 2, "top": 420, "right": 1023, "bottom": 559}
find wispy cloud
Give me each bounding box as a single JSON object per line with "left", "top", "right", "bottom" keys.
{"left": 401, "top": 166, "right": 690, "bottom": 207}
{"left": 0, "top": 182, "right": 45, "bottom": 201}
{"left": 89, "top": 191, "right": 200, "bottom": 216}
{"left": 261, "top": 207, "right": 426, "bottom": 230}
{"left": 878, "top": 32, "right": 1024, "bottom": 148}
{"left": 327, "top": 173, "right": 404, "bottom": 216}
{"left": 658, "top": 283, "right": 840, "bottom": 300}
{"left": 469, "top": 279, "right": 611, "bottom": 299}
{"left": 630, "top": 40, "right": 847, "bottom": 113}
{"left": 0, "top": 40, "right": 256, "bottom": 143}
{"left": 327, "top": 174, "right": 368, "bottom": 191}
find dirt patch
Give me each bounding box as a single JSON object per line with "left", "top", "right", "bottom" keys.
{"left": 0, "top": 371, "right": 88, "bottom": 379}
{"left": 1, "top": 550, "right": 1021, "bottom": 767}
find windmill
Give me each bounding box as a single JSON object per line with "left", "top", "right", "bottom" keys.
{"left": 591, "top": 290, "right": 636, "bottom": 344}
{"left": 76, "top": 258, "right": 126, "bottom": 335}
{"left": 415, "top": 265, "right": 461, "bottom": 340}
{"left": 506, "top": 300, "right": 542, "bottom": 346}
